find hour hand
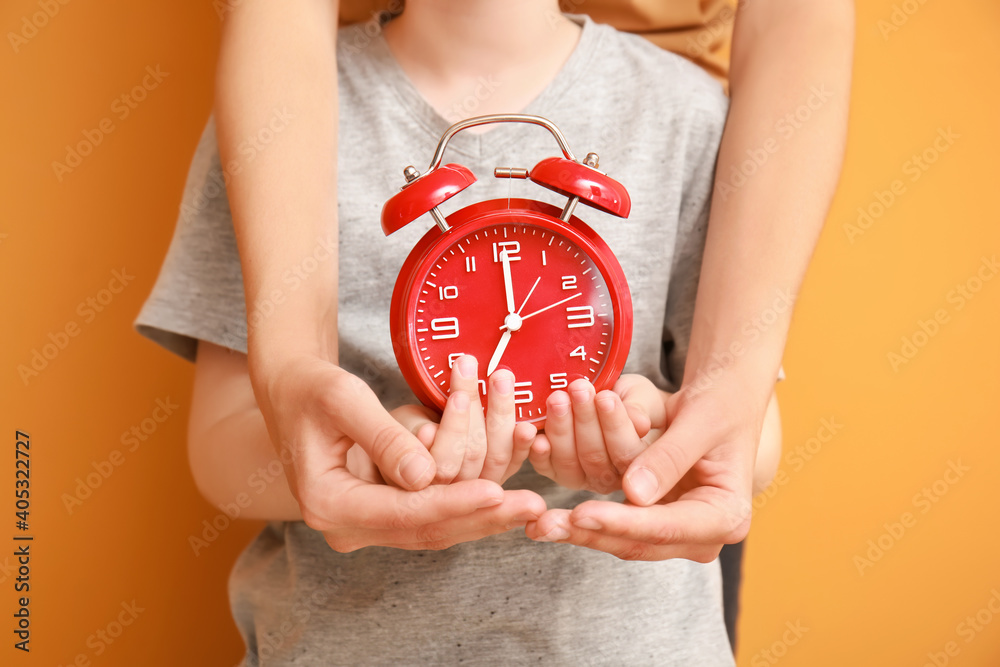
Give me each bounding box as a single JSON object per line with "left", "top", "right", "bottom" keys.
{"left": 501, "top": 249, "right": 516, "bottom": 314}
{"left": 486, "top": 329, "right": 512, "bottom": 376}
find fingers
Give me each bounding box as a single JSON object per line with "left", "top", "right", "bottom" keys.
{"left": 594, "top": 390, "right": 647, "bottom": 475}
{"left": 504, "top": 421, "right": 536, "bottom": 482}
{"left": 524, "top": 500, "right": 740, "bottom": 563}
{"left": 527, "top": 432, "right": 556, "bottom": 480}
{"left": 357, "top": 489, "right": 547, "bottom": 550}
{"left": 309, "top": 470, "right": 504, "bottom": 533}
{"left": 568, "top": 496, "right": 751, "bottom": 545}
{"left": 622, "top": 414, "right": 709, "bottom": 506}
{"left": 480, "top": 369, "right": 515, "bottom": 483}
{"left": 614, "top": 374, "right": 667, "bottom": 440}
{"left": 525, "top": 508, "right": 722, "bottom": 562}
{"left": 432, "top": 390, "right": 473, "bottom": 483}
{"left": 345, "top": 443, "right": 384, "bottom": 484}
{"left": 331, "top": 371, "right": 437, "bottom": 490}
{"left": 568, "top": 379, "right": 617, "bottom": 492}
{"left": 453, "top": 355, "right": 488, "bottom": 481}
{"left": 539, "top": 390, "right": 586, "bottom": 487}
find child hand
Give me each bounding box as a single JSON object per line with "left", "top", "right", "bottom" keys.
{"left": 528, "top": 375, "right": 668, "bottom": 494}
{"left": 391, "top": 355, "right": 536, "bottom": 485}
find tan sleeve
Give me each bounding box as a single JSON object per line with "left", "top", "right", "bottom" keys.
{"left": 338, "top": 0, "right": 735, "bottom": 87}
{"left": 563, "top": 0, "right": 734, "bottom": 87}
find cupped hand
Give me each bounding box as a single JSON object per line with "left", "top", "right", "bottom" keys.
{"left": 526, "top": 382, "right": 757, "bottom": 562}
{"left": 250, "top": 351, "right": 544, "bottom": 552}
{"left": 528, "top": 375, "right": 666, "bottom": 493}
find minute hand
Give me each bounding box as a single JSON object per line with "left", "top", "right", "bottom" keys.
{"left": 513, "top": 292, "right": 583, "bottom": 325}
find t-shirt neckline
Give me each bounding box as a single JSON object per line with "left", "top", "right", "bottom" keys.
{"left": 368, "top": 14, "right": 602, "bottom": 163}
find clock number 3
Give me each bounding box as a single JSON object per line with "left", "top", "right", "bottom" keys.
{"left": 566, "top": 305, "right": 595, "bottom": 328}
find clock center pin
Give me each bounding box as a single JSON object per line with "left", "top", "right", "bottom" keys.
{"left": 504, "top": 313, "right": 523, "bottom": 332}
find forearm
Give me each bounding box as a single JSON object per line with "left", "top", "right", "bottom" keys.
{"left": 188, "top": 342, "right": 304, "bottom": 521}
{"left": 190, "top": 411, "right": 304, "bottom": 522}
{"left": 684, "top": 0, "right": 854, "bottom": 409}
{"left": 214, "top": 0, "right": 341, "bottom": 371}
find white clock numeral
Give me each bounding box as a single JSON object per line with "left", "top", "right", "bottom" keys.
{"left": 570, "top": 346, "right": 586, "bottom": 360}
{"left": 561, "top": 275, "right": 577, "bottom": 290}
{"left": 465, "top": 256, "right": 476, "bottom": 272}
{"left": 549, "top": 372, "right": 568, "bottom": 389}
{"left": 541, "top": 250, "right": 547, "bottom": 266}
{"left": 431, "top": 317, "right": 460, "bottom": 340}
{"left": 438, "top": 285, "right": 458, "bottom": 300}
{"left": 492, "top": 241, "right": 520, "bottom": 262}
{"left": 478, "top": 379, "right": 487, "bottom": 396}
{"left": 447, "top": 352, "right": 465, "bottom": 368}
{"left": 566, "top": 305, "right": 595, "bottom": 328}
{"left": 513, "top": 381, "right": 533, "bottom": 405}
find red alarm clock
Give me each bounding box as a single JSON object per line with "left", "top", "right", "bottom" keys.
{"left": 382, "top": 114, "right": 632, "bottom": 424}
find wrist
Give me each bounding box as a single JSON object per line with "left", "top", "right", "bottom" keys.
{"left": 246, "top": 303, "right": 339, "bottom": 383}
{"left": 679, "top": 360, "right": 776, "bottom": 422}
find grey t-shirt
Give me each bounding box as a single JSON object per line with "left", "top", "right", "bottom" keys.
{"left": 136, "top": 15, "right": 732, "bottom": 667}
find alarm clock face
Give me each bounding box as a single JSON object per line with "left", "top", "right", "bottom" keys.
{"left": 391, "top": 199, "right": 632, "bottom": 423}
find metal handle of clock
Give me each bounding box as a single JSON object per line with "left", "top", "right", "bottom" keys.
{"left": 426, "top": 114, "right": 577, "bottom": 172}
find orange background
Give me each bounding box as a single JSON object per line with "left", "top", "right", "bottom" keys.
{"left": 2, "top": 1, "right": 998, "bottom": 665}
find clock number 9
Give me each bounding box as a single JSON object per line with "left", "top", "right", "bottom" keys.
{"left": 431, "top": 317, "right": 459, "bottom": 340}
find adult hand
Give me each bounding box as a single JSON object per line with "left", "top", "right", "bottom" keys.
{"left": 526, "top": 381, "right": 758, "bottom": 562}
{"left": 251, "top": 351, "right": 544, "bottom": 552}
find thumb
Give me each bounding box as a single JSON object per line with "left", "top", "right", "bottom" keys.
{"left": 614, "top": 375, "right": 664, "bottom": 439}
{"left": 622, "top": 413, "right": 707, "bottom": 506}
{"left": 329, "top": 373, "right": 437, "bottom": 490}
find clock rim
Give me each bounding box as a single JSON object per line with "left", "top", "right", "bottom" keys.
{"left": 389, "top": 197, "right": 633, "bottom": 422}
